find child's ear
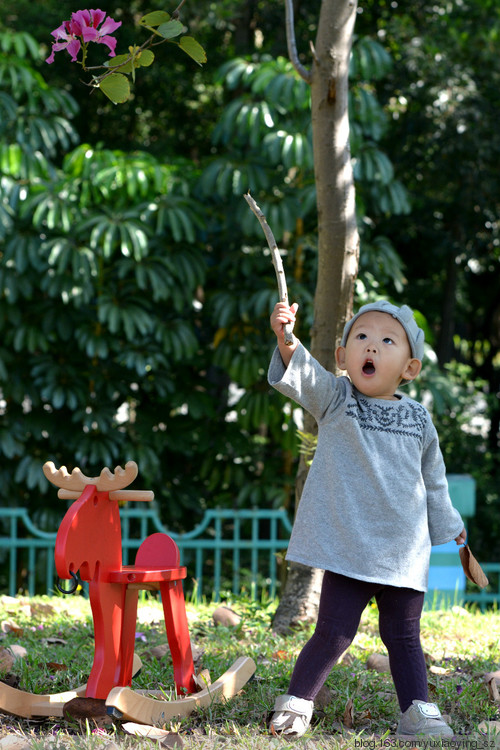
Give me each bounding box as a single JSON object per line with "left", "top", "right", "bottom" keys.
{"left": 402, "top": 358, "right": 422, "bottom": 382}
{"left": 335, "top": 346, "right": 347, "bottom": 370}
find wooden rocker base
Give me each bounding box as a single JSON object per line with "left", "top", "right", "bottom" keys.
{"left": 0, "top": 681, "right": 87, "bottom": 719}
{"left": 0, "top": 654, "right": 143, "bottom": 720}
{"left": 106, "top": 656, "right": 256, "bottom": 724}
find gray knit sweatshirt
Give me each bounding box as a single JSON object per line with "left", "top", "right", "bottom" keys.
{"left": 268, "top": 343, "right": 464, "bottom": 592}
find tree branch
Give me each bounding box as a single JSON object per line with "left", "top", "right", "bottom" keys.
{"left": 285, "top": 0, "right": 312, "bottom": 83}
{"left": 244, "top": 193, "right": 294, "bottom": 345}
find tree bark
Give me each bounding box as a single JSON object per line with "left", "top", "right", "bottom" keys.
{"left": 272, "top": 0, "right": 360, "bottom": 633}
{"left": 436, "top": 249, "right": 459, "bottom": 365}
{"left": 310, "top": 0, "right": 359, "bottom": 368}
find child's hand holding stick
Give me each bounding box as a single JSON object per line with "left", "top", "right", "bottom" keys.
{"left": 244, "top": 192, "right": 295, "bottom": 346}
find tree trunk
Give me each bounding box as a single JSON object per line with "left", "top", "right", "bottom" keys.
{"left": 436, "top": 249, "right": 459, "bottom": 365}
{"left": 311, "top": 0, "right": 359, "bottom": 368}
{"left": 272, "top": 0, "right": 360, "bottom": 633}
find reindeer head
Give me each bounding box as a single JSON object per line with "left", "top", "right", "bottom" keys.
{"left": 45, "top": 461, "right": 151, "bottom": 582}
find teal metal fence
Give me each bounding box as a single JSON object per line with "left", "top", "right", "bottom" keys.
{"left": 460, "top": 563, "right": 500, "bottom": 612}
{"left": 0, "top": 505, "right": 293, "bottom": 602}
{"left": 0, "top": 481, "right": 497, "bottom": 607}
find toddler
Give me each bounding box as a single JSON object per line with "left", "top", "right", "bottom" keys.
{"left": 268, "top": 300, "right": 466, "bottom": 738}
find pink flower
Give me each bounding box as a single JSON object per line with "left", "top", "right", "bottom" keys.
{"left": 45, "top": 21, "right": 82, "bottom": 64}
{"left": 46, "top": 8, "right": 121, "bottom": 64}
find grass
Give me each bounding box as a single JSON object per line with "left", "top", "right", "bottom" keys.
{"left": 0, "top": 592, "right": 499, "bottom": 749}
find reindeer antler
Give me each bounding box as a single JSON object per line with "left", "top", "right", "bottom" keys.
{"left": 43, "top": 461, "right": 154, "bottom": 501}
{"left": 43, "top": 461, "right": 138, "bottom": 491}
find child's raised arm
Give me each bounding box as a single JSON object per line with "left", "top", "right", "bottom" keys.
{"left": 270, "top": 302, "right": 299, "bottom": 368}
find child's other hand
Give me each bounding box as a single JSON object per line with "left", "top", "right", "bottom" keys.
{"left": 270, "top": 302, "right": 298, "bottom": 341}
{"left": 454, "top": 527, "right": 467, "bottom": 545}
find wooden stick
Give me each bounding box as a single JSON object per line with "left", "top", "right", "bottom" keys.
{"left": 56, "top": 489, "right": 154, "bottom": 501}
{"left": 244, "top": 193, "right": 295, "bottom": 345}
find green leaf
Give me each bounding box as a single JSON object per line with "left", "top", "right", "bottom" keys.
{"left": 137, "top": 49, "right": 154, "bottom": 68}
{"left": 98, "top": 73, "right": 131, "bottom": 104}
{"left": 105, "top": 53, "right": 133, "bottom": 74}
{"left": 156, "top": 20, "right": 185, "bottom": 40}
{"left": 139, "top": 11, "right": 170, "bottom": 27}
{"left": 179, "top": 37, "right": 207, "bottom": 65}
{"left": 106, "top": 49, "right": 154, "bottom": 73}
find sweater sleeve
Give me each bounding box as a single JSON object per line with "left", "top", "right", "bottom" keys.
{"left": 268, "top": 342, "right": 346, "bottom": 422}
{"left": 422, "top": 418, "right": 464, "bottom": 545}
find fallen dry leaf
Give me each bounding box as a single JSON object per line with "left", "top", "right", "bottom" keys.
{"left": 1, "top": 620, "right": 23, "bottom": 636}
{"left": 122, "top": 722, "right": 184, "bottom": 747}
{"left": 0, "top": 673, "right": 19, "bottom": 689}
{"left": 357, "top": 709, "right": 372, "bottom": 723}
{"left": 488, "top": 677, "right": 500, "bottom": 703}
{"left": 459, "top": 544, "right": 489, "bottom": 588}
{"left": 272, "top": 650, "right": 289, "bottom": 661}
{"left": 343, "top": 697, "right": 354, "bottom": 728}
{"left": 29, "top": 602, "right": 56, "bottom": 617}
{"left": 192, "top": 668, "right": 211, "bottom": 691}
{"left": 63, "top": 697, "right": 113, "bottom": 726}
{"left": 484, "top": 669, "right": 500, "bottom": 685}
{"left": 191, "top": 643, "right": 205, "bottom": 665}
{"left": 44, "top": 637, "right": 67, "bottom": 646}
{"left": 429, "top": 665, "right": 452, "bottom": 675}
{"left": 46, "top": 661, "right": 68, "bottom": 673}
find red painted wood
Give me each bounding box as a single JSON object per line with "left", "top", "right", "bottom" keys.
{"left": 54, "top": 488, "right": 195, "bottom": 699}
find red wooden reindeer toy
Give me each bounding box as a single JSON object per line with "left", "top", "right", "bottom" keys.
{"left": 0, "top": 461, "right": 255, "bottom": 724}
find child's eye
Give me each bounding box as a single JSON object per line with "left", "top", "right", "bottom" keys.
{"left": 356, "top": 333, "right": 367, "bottom": 340}
{"left": 383, "top": 337, "right": 394, "bottom": 345}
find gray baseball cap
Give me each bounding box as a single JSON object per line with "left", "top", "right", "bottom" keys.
{"left": 340, "top": 301, "right": 425, "bottom": 361}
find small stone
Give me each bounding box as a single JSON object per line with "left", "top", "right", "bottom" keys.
{"left": 0, "top": 647, "right": 15, "bottom": 673}
{"left": 314, "top": 685, "right": 333, "bottom": 708}
{"left": 478, "top": 720, "right": 500, "bottom": 735}
{"left": 212, "top": 605, "right": 241, "bottom": 628}
{"left": 6, "top": 646, "right": 27, "bottom": 661}
{"left": 151, "top": 643, "right": 170, "bottom": 660}
{"left": 0, "top": 737, "right": 32, "bottom": 750}
{"left": 366, "top": 653, "right": 390, "bottom": 672}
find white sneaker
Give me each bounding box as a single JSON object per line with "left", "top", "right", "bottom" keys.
{"left": 269, "top": 694, "right": 314, "bottom": 737}
{"left": 396, "top": 700, "right": 453, "bottom": 737}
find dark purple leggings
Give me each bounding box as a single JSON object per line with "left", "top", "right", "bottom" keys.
{"left": 288, "top": 571, "right": 428, "bottom": 713}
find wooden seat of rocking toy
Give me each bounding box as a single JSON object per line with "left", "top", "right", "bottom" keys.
{"left": 104, "top": 532, "right": 187, "bottom": 589}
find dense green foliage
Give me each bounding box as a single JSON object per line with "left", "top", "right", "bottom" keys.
{"left": 0, "top": 0, "right": 498, "bottom": 577}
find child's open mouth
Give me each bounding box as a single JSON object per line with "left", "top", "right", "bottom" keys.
{"left": 362, "top": 360, "right": 376, "bottom": 375}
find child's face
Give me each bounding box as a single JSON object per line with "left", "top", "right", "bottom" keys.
{"left": 335, "top": 311, "right": 422, "bottom": 400}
